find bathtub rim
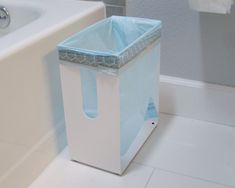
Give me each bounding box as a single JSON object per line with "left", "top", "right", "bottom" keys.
{"left": 0, "top": 0, "right": 105, "bottom": 62}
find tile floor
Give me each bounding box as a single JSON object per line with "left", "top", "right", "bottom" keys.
{"left": 29, "top": 113, "right": 235, "bottom": 188}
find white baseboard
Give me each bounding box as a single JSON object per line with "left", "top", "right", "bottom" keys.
{"left": 160, "top": 75, "right": 235, "bottom": 127}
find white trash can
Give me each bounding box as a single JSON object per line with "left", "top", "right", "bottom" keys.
{"left": 58, "top": 16, "right": 161, "bottom": 175}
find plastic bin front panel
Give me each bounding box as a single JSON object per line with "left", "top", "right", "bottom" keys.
{"left": 68, "top": 43, "right": 159, "bottom": 159}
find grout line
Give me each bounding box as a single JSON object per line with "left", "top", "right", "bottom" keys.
{"left": 133, "top": 161, "right": 234, "bottom": 188}
{"left": 159, "top": 112, "right": 235, "bottom": 128}
{"left": 154, "top": 166, "right": 233, "bottom": 188}
{"left": 131, "top": 161, "right": 155, "bottom": 188}
{"left": 133, "top": 161, "right": 157, "bottom": 169}
{"left": 144, "top": 167, "right": 155, "bottom": 188}
{"left": 134, "top": 114, "right": 234, "bottom": 188}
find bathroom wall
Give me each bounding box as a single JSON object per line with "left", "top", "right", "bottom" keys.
{"left": 84, "top": 0, "right": 126, "bottom": 16}
{"left": 126, "top": 0, "right": 235, "bottom": 87}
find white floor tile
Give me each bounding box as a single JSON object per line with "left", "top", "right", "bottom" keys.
{"left": 29, "top": 148, "right": 154, "bottom": 188}
{"left": 134, "top": 114, "right": 235, "bottom": 187}
{"left": 146, "top": 169, "right": 231, "bottom": 188}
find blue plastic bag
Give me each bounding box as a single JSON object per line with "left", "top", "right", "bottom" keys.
{"left": 58, "top": 16, "right": 161, "bottom": 71}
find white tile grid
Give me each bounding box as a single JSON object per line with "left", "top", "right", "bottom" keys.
{"left": 29, "top": 113, "right": 235, "bottom": 188}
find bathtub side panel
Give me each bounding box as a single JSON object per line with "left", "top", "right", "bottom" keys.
{"left": 0, "top": 7, "right": 105, "bottom": 188}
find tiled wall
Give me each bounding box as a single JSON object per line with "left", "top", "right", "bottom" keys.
{"left": 85, "top": 0, "right": 126, "bottom": 17}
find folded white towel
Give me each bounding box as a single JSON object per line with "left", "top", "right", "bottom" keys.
{"left": 189, "top": 0, "right": 234, "bottom": 14}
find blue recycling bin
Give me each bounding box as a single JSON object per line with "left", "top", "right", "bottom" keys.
{"left": 58, "top": 16, "right": 162, "bottom": 174}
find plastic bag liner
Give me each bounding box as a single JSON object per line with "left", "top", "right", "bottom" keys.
{"left": 58, "top": 16, "right": 161, "bottom": 157}
{"left": 58, "top": 16, "right": 161, "bottom": 72}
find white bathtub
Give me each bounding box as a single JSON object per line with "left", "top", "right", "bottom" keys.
{"left": 0, "top": 1, "right": 105, "bottom": 187}
{"left": 0, "top": 1, "right": 41, "bottom": 37}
